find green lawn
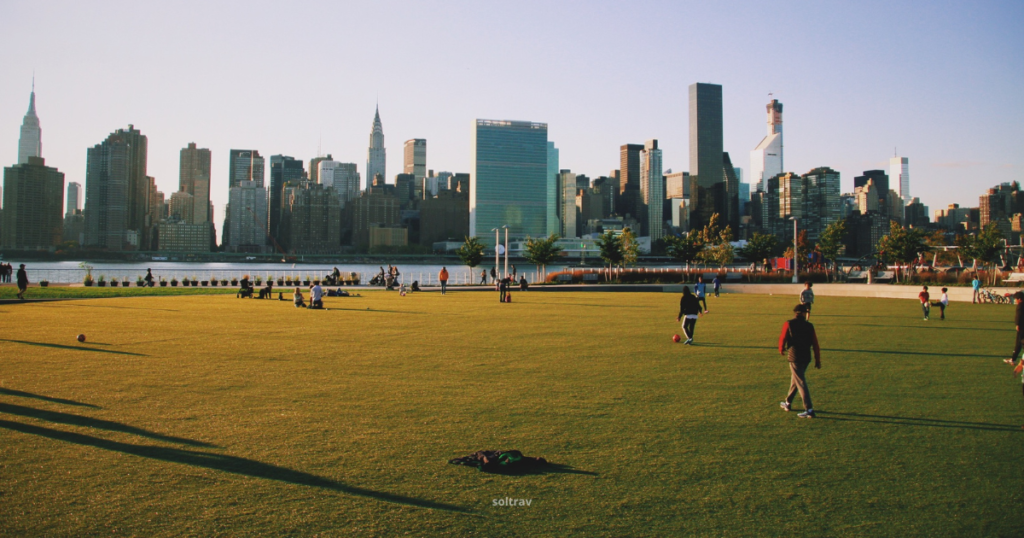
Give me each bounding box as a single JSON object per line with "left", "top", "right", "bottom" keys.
{"left": 1, "top": 291, "right": 1021, "bottom": 537}
{"left": 0, "top": 285, "right": 237, "bottom": 300}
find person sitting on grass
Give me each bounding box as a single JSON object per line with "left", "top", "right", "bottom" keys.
{"left": 293, "top": 287, "right": 306, "bottom": 308}
{"left": 411, "top": 281, "right": 421, "bottom": 292}
{"left": 309, "top": 283, "right": 323, "bottom": 309}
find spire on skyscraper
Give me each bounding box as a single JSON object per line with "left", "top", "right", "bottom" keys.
{"left": 18, "top": 78, "right": 42, "bottom": 164}
{"left": 366, "top": 104, "right": 386, "bottom": 190}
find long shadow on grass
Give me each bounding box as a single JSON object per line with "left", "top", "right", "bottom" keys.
{"left": 815, "top": 411, "right": 1022, "bottom": 432}
{"left": 697, "top": 344, "right": 1003, "bottom": 359}
{"left": 0, "top": 339, "right": 146, "bottom": 356}
{"left": 847, "top": 323, "right": 1011, "bottom": 332}
{"left": 524, "top": 302, "right": 648, "bottom": 309}
{"left": 0, "top": 388, "right": 100, "bottom": 408}
{"left": 480, "top": 463, "right": 598, "bottom": 477}
{"left": 0, "top": 402, "right": 214, "bottom": 447}
{"left": 67, "top": 304, "right": 179, "bottom": 312}
{"left": 0, "top": 419, "right": 473, "bottom": 514}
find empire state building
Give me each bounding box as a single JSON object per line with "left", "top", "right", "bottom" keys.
{"left": 18, "top": 80, "right": 42, "bottom": 164}
{"left": 365, "top": 105, "right": 386, "bottom": 191}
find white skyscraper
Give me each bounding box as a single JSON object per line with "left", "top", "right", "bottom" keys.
{"left": 18, "top": 80, "right": 42, "bottom": 165}
{"left": 640, "top": 139, "right": 664, "bottom": 241}
{"left": 750, "top": 98, "right": 783, "bottom": 192}
{"left": 66, "top": 182, "right": 82, "bottom": 216}
{"left": 365, "top": 106, "right": 386, "bottom": 191}
{"left": 890, "top": 156, "right": 910, "bottom": 203}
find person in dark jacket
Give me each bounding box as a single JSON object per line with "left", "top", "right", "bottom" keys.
{"left": 779, "top": 304, "right": 822, "bottom": 418}
{"left": 1007, "top": 292, "right": 1024, "bottom": 365}
{"left": 16, "top": 264, "right": 29, "bottom": 300}
{"left": 675, "top": 286, "right": 703, "bottom": 345}
{"left": 499, "top": 276, "right": 510, "bottom": 302}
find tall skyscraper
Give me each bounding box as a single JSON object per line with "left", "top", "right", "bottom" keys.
{"left": 318, "top": 160, "right": 360, "bottom": 205}
{"left": 224, "top": 150, "right": 266, "bottom": 252}
{"left": 890, "top": 156, "right": 910, "bottom": 203}
{"left": 66, "top": 182, "right": 82, "bottom": 217}
{"left": 640, "top": 139, "right": 664, "bottom": 240}
{"left": 18, "top": 80, "right": 42, "bottom": 165}
{"left": 309, "top": 154, "right": 333, "bottom": 183}
{"left": 268, "top": 155, "right": 303, "bottom": 244}
{"left": 558, "top": 170, "right": 578, "bottom": 238}
{"left": 546, "top": 141, "right": 559, "bottom": 235}
{"left": 750, "top": 99, "right": 783, "bottom": 193}
{"left": 2, "top": 157, "right": 64, "bottom": 249}
{"left": 228, "top": 150, "right": 265, "bottom": 188}
{"left": 689, "top": 83, "right": 725, "bottom": 232}
{"left": 179, "top": 143, "right": 211, "bottom": 224}
{"left": 403, "top": 139, "right": 426, "bottom": 179}
{"left": 470, "top": 119, "right": 548, "bottom": 241}
{"left": 366, "top": 106, "right": 386, "bottom": 190}
{"left": 83, "top": 126, "right": 150, "bottom": 250}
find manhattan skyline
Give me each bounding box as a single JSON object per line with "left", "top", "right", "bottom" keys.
{"left": 1, "top": 1, "right": 1021, "bottom": 226}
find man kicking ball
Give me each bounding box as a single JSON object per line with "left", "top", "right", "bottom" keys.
{"left": 676, "top": 286, "right": 704, "bottom": 345}
{"left": 779, "top": 304, "right": 822, "bottom": 418}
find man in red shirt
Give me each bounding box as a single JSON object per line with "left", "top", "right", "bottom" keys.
{"left": 779, "top": 304, "right": 822, "bottom": 418}
{"left": 919, "top": 285, "right": 931, "bottom": 320}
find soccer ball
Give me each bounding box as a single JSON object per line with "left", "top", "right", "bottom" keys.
{"left": 77, "top": 334, "right": 86, "bottom": 343}
{"left": 672, "top": 334, "right": 681, "bottom": 343}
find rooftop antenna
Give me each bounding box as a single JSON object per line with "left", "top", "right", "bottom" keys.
{"left": 768, "top": 91, "right": 773, "bottom": 100}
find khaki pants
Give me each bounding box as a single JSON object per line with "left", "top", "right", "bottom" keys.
{"left": 786, "top": 362, "right": 813, "bottom": 410}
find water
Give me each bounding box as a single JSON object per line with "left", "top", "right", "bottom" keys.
{"left": 7, "top": 260, "right": 585, "bottom": 286}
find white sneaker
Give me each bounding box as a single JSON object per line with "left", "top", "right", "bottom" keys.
{"left": 797, "top": 410, "right": 815, "bottom": 419}
{"left": 780, "top": 402, "right": 791, "bottom": 412}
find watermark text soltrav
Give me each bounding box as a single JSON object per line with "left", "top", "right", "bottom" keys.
{"left": 493, "top": 497, "right": 533, "bottom": 507}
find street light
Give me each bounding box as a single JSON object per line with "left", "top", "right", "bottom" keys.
{"left": 503, "top": 225, "right": 509, "bottom": 279}
{"left": 790, "top": 217, "right": 799, "bottom": 283}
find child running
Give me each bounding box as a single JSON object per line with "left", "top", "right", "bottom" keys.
{"left": 799, "top": 282, "right": 815, "bottom": 320}
{"left": 676, "top": 286, "right": 704, "bottom": 345}
{"left": 919, "top": 285, "right": 931, "bottom": 320}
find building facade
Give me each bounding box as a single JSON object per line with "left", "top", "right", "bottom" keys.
{"left": 689, "top": 82, "right": 725, "bottom": 232}
{"left": 178, "top": 143, "right": 212, "bottom": 225}
{"left": 470, "top": 119, "right": 548, "bottom": 242}
{"left": 640, "top": 139, "right": 664, "bottom": 240}
{"left": 750, "top": 99, "right": 783, "bottom": 193}
{"left": 546, "top": 141, "right": 559, "bottom": 236}
{"left": 1, "top": 157, "right": 64, "bottom": 249}
{"left": 66, "top": 182, "right": 82, "bottom": 217}
{"left": 890, "top": 156, "right": 910, "bottom": 204}
{"left": 365, "top": 106, "right": 386, "bottom": 190}
{"left": 18, "top": 83, "right": 42, "bottom": 165}
{"left": 225, "top": 181, "right": 268, "bottom": 253}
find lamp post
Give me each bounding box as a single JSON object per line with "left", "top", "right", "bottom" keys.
{"left": 791, "top": 217, "right": 799, "bottom": 283}
{"left": 493, "top": 228, "right": 500, "bottom": 279}
{"left": 503, "top": 226, "right": 509, "bottom": 279}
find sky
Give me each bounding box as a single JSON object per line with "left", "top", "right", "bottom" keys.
{"left": 2, "top": 0, "right": 1022, "bottom": 232}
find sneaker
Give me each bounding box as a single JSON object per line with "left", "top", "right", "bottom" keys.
{"left": 1005, "top": 358, "right": 1016, "bottom": 365}
{"left": 797, "top": 410, "right": 815, "bottom": 419}
{"left": 780, "top": 402, "right": 791, "bottom": 412}
{"left": 684, "top": 339, "right": 692, "bottom": 345}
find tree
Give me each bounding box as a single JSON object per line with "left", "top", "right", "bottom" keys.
{"left": 664, "top": 230, "right": 705, "bottom": 278}
{"left": 696, "top": 214, "right": 733, "bottom": 267}
{"left": 456, "top": 236, "right": 485, "bottom": 283}
{"left": 596, "top": 230, "right": 624, "bottom": 279}
{"left": 522, "top": 233, "right": 563, "bottom": 282}
{"left": 876, "top": 222, "right": 928, "bottom": 282}
{"left": 703, "top": 241, "right": 735, "bottom": 268}
{"left": 958, "top": 223, "right": 1004, "bottom": 284}
{"left": 925, "top": 230, "right": 958, "bottom": 266}
{"left": 816, "top": 220, "right": 847, "bottom": 281}
{"left": 620, "top": 227, "right": 640, "bottom": 267}
{"left": 738, "top": 233, "right": 780, "bottom": 274}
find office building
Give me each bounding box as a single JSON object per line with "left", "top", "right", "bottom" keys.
{"left": 750, "top": 99, "right": 783, "bottom": 193}
{"left": 420, "top": 190, "right": 469, "bottom": 246}
{"left": 156, "top": 221, "right": 213, "bottom": 253}
{"left": 1, "top": 156, "right": 64, "bottom": 249}
{"left": 228, "top": 150, "right": 265, "bottom": 188}
{"left": 18, "top": 81, "right": 42, "bottom": 165}
{"left": 546, "top": 141, "right": 559, "bottom": 236}
{"left": 640, "top": 139, "right": 664, "bottom": 240}
{"left": 689, "top": 82, "right": 725, "bottom": 232}
{"left": 268, "top": 155, "right": 304, "bottom": 245}
{"left": 318, "top": 161, "right": 360, "bottom": 205}
{"left": 558, "top": 170, "right": 578, "bottom": 238}
{"left": 890, "top": 156, "right": 910, "bottom": 203}
{"left": 403, "top": 139, "right": 426, "bottom": 181}
{"left": 178, "top": 143, "right": 212, "bottom": 224}
{"left": 225, "top": 181, "right": 268, "bottom": 253}
{"left": 66, "top": 182, "right": 82, "bottom": 217}
{"left": 83, "top": 126, "right": 150, "bottom": 250}
{"left": 366, "top": 106, "right": 386, "bottom": 190}
{"left": 280, "top": 182, "right": 342, "bottom": 254}
{"left": 309, "top": 154, "right": 333, "bottom": 183}
{"left": 470, "top": 119, "right": 548, "bottom": 241}
{"left": 351, "top": 189, "right": 401, "bottom": 246}
{"left": 905, "top": 198, "right": 930, "bottom": 227}
{"left": 618, "top": 143, "right": 644, "bottom": 222}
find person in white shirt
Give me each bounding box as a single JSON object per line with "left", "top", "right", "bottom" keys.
{"left": 932, "top": 287, "right": 949, "bottom": 320}
{"left": 310, "top": 283, "right": 324, "bottom": 309}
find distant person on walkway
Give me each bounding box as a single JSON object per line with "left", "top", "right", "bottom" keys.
{"left": 480, "top": 269, "right": 487, "bottom": 285}
{"left": 144, "top": 269, "right": 155, "bottom": 287}
{"left": 490, "top": 267, "right": 498, "bottom": 284}
{"left": 713, "top": 275, "right": 721, "bottom": 297}
{"left": 293, "top": 287, "right": 306, "bottom": 308}
{"left": 16, "top": 264, "right": 28, "bottom": 300}
{"left": 919, "top": 285, "right": 931, "bottom": 320}
{"left": 519, "top": 275, "right": 528, "bottom": 291}
{"left": 932, "top": 287, "right": 949, "bottom": 320}
{"left": 499, "top": 276, "right": 510, "bottom": 303}
{"left": 779, "top": 304, "right": 821, "bottom": 418}
{"left": 676, "top": 286, "right": 703, "bottom": 345}
{"left": 695, "top": 276, "right": 709, "bottom": 313}
{"left": 799, "top": 282, "right": 815, "bottom": 319}
{"left": 439, "top": 267, "right": 449, "bottom": 295}
{"left": 309, "top": 283, "right": 323, "bottom": 309}
{"left": 511, "top": 264, "right": 517, "bottom": 282}
{"left": 972, "top": 276, "right": 981, "bottom": 304}
{"left": 1006, "top": 292, "right": 1024, "bottom": 366}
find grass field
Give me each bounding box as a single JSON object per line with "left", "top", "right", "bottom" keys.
{"left": 1, "top": 289, "right": 1022, "bottom": 537}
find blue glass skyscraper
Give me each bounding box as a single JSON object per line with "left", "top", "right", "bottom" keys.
{"left": 470, "top": 119, "right": 548, "bottom": 242}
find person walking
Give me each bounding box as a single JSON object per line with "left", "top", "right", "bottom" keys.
{"left": 499, "top": 276, "right": 510, "bottom": 303}
{"left": 799, "top": 282, "right": 815, "bottom": 320}
{"left": 779, "top": 304, "right": 822, "bottom": 418}
{"left": 972, "top": 276, "right": 981, "bottom": 304}
{"left": 713, "top": 275, "right": 721, "bottom": 298}
{"left": 480, "top": 269, "right": 487, "bottom": 285}
{"left": 919, "top": 285, "right": 931, "bottom": 320}
{"left": 438, "top": 267, "right": 449, "bottom": 295}
{"left": 16, "top": 264, "right": 29, "bottom": 300}
{"left": 694, "top": 276, "right": 709, "bottom": 313}
{"left": 510, "top": 264, "right": 517, "bottom": 282}
{"left": 933, "top": 287, "right": 949, "bottom": 320}
{"left": 1005, "top": 292, "right": 1024, "bottom": 366}
{"left": 490, "top": 267, "right": 498, "bottom": 285}
{"left": 675, "top": 286, "right": 703, "bottom": 345}
{"left": 144, "top": 268, "right": 155, "bottom": 287}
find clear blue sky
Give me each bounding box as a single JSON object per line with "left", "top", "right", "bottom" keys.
{"left": 2, "top": 0, "right": 1021, "bottom": 226}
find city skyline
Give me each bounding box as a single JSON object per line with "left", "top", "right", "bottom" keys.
{"left": 1, "top": 1, "right": 1021, "bottom": 227}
